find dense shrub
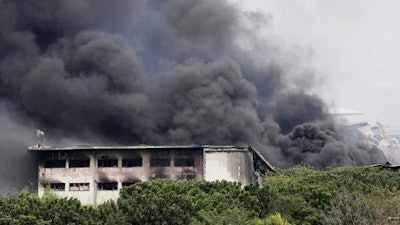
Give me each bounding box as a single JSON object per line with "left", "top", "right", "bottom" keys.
{"left": 1, "top": 166, "right": 400, "bottom": 224}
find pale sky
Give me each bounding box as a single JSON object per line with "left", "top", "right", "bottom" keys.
{"left": 238, "top": 1, "right": 400, "bottom": 129}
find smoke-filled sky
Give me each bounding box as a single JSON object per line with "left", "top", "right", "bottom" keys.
{"left": 239, "top": 0, "right": 400, "bottom": 129}
{"left": 0, "top": 0, "right": 388, "bottom": 193}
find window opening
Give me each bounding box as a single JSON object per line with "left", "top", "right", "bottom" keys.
{"left": 122, "top": 181, "right": 140, "bottom": 187}
{"left": 122, "top": 158, "right": 142, "bottom": 167}
{"left": 98, "top": 159, "right": 118, "bottom": 167}
{"left": 43, "top": 183, "right": 65, "bottom": 191}
{"left": 150, "top": 158, "right": 170, "bottom": 167}
{"left": 97, "top": 182, "right": 118, "bottom": 190}
{"left": 69, "top": 159, "right": 90, "bottom": 168}
{"left": 174, "top": 158, "right": 195, "bottom": 167}
{"left": 44, "top": 160, "right": 66, "bottom": 168}
{"left": 69, "top": 183, "right": 90, "bottom": 191}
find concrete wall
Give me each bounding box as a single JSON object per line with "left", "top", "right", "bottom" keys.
{"left": 204, "top": 149, "right": 252, "bottom": 186}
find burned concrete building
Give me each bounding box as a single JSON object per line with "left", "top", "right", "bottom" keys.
{"left": 28, "top": 145, "right": 274, "bottom": 204}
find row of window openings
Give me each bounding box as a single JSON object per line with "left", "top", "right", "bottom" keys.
{"left": 44, "top": 158, "right": 195, "bottom": 168}
{"left": 45, "top": 182, "right": 137, "bottom": 191}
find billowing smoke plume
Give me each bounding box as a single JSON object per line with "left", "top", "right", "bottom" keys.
{"left": 277, "top": 123, "right": 385, "bottom": 169}
{"left": 0, "top": 0, "right": 385, "bottom": 192}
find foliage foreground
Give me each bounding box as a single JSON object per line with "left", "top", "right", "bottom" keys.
{"left": 1, "top": 166, "right": 400, "bottom": 225}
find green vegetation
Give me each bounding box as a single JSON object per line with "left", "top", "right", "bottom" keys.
{"left": 1, "top": 166, "right": 400, "bottom": 224}
{"left": 261, "top": 166, "right": 400, "bottom": 224}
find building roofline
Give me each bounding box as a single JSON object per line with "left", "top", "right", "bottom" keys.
{"left": 28, "top": 144, "right": 276, "bottom": 172}
{"left": 27, "top": 144, "right": 248, "bottom": 151}
{"left": 248, "top": 145, "right": 276, "bottom": 172}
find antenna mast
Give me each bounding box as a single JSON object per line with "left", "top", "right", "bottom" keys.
{"left": 35, "top": 129, "right": 45, "bottom": 145}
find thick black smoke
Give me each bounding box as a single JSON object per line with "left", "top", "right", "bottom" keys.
{"left": 277, "top": 123, "right": 385, "bottom": 169}
{"left": 0, "top": 0, "right": 385, "bottom": 192}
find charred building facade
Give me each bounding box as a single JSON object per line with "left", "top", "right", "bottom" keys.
{"left": 28, "top": 145, "right": 274, "bottom": 205}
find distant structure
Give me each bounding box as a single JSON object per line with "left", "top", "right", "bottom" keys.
{"left": 370, "top": 162, "right": 400, "bottom": 173}
{"left": 28, "top": 145, "right": 274, "bottom": 205}
{"left": 331, "top": 107, "right": 400, "bottom": 163}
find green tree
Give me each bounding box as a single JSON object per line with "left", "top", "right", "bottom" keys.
{"left": 118, "top": 179, "right": 260, "bottom": 225}
{"left": 0, "top": 189, "right": 102, "bottom": 225}
{"left": 254, "top": 213, "right": 293, "bottom": 225}
{"left": 260, "top": 166, "right": 400, "bottom": 224}
{"left": 323, "top": 190, "right": 400, "bottom": 225}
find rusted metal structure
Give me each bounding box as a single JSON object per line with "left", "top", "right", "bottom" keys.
{"left": 28, "top": 144, "right": 274, "bottom": 204}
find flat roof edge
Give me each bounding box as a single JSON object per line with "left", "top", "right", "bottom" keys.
{"left": 27, "top": 144, "right": 248, "bottom": 151}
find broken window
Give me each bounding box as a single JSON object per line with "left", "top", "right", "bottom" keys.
{"left": 122, "top": 158, "right": 142, "bottom": 167}
{"left": 69, "top": 159, "right": 90, "bottom": 168}
{"left": 69, "top": 183, "right": 90, "bottom": 191}
{"left": 150, "top": 158, "right": 170, "bottom": 167}
{"left": 174, "top": 157, "right": 195, "bottom": 167}
{"left": 43, "top": 183, "right": 65, "bottom": 191}
{"left": 97, "top": 182, "right": 118, "bottom": 190}
{"left": 44, "top": 159, "right": 66, "bottom": 168}
{"left": 98, "top": 159, "right": 118, "bottom": 167}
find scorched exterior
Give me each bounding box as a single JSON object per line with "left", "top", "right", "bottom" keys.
{"left": 28, "top": 145, "right": 274, "bottom": 205}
